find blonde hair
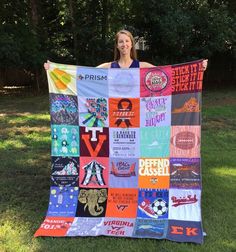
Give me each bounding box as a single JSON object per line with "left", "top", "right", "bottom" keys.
{"left": 114, "top": 30, "right": 137, "bottom": 61}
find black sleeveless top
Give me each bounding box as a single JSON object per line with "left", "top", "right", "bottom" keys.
{"left": 111, "top": 60, "right": 140, "bottom": 68}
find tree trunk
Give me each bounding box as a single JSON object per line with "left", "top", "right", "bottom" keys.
{"left": 68, "top": 0, "right": 79, "bottom": 64}
{"left": 30, "top": 0, "right": 39, "bottom": 27}
{"left": 29, "top": 0, "right": 40, "bottom": 92}
{"left": 101, "top": 0, "right": 109, "bottom": 61}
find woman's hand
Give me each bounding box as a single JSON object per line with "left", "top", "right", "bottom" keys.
{"left": 44, "top": 60, "right": 50, "bottom": 70}
{"left": 203, "top": 59, "right": 208, "bottom": 71}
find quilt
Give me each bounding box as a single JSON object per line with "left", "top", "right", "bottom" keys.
{"left": 34, "top": 60, "right": 205, "bottom": 244}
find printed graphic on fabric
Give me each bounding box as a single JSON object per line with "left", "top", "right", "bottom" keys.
{"left": 140, "top": 96, "right": 171, "bottom": 127}
{"left": 50, "top": 94, "right": 78, "bottom": 125}
{"left": 79, "top": 157, "right": 109, "bottom": 188}
{"left": 170, "top": 126, "right": 200, "bottom": 158}
{"left": 76, "top": 188, "right": 108, "bottom": 217}
{"left": 109, "top": 128, "right": 140, "bottom": 158}
{"left": 78, "top": 97, "right": 108, "bottom": 127}
{"left": 168, "top": 189, "right": 201, "bottom": 221}
{"left": 47, "top": 186, "right": 78, "bottom": 217}
{"left": 80, "top": 127, "right": 109, "bottom": 157}
{"left": 48, "top": 63, "right": 77, "bottom": 95}
{"left": 51, "top": 157, "right": 79, "bottom": 187}
{"left": 167, "top": 220, "right": 203, "bottom": 244}
{"left": 170, "top": 158, "right": 201, "bottom": 189}
{"left": 137, "top": 189, "right": 169, "bottom": 219}
{"left": 102, "top": 218, "right": 135, "bottom": 237}
{"left": 138, "top": 158, "right": 170, "bottom": 189}
{"left": 66, "top": 217, "right": 104, "bottom": 236}
{"left": 77, "top": 67, "right": 108, "bottom": 97}
{"left": 133, "top": 219, "right": 168, "bottom": 239}
{"left": 105, "top": 188, "right": 138, "bottom": 218}
{"left": 109, "top": 98, "right": 140, "bottom": 128}
{"left": 171, "top": 92, "right": 201, "bottom": 125}
{"left": 172, "top": 60, "right": 204, "bottom": 94}
{"left": 109, "top": 158, "right": 138, "bottom": 188}
{"left": 108, "top": 68, "right": 140, "bottom": 97}
{"left": 34, "top": 217, "right": 74, "bottom": 237}
{"left": 140, "top": 66, "right": 172, "bottom": 97}
{"left": 140, "top": 126, "right": 170, "bottom": 157}
{"left": 51, "top": 125, "right": 79, "bottom": 156}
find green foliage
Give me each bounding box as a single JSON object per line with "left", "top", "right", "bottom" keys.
{"left": 130, "top": 0, "right": 236, "bottom": 64}
{"left": 0, "top": 0, "right": 235, "bottom": 72}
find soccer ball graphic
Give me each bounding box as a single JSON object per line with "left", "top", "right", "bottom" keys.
{"left": 151, "top": 198, "right": 168, "bottom": 216}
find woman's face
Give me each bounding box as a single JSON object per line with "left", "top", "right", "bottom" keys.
{"left": 117, "top": 33, "right": 132, "bottom": 57}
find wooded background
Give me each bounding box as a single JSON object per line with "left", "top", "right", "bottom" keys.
{"left": 0, "top": 0, "right": 235, "bottom": 91}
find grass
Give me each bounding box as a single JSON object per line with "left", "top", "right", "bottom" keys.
{"left": 0, "top": 90, "right": 236, "bottom": 252}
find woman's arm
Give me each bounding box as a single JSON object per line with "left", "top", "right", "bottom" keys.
{"left": 96, "top": 62, "right": 111, "bottom": 68}
{"left": 140, "top": 62, "right": 156, "bottom": 68}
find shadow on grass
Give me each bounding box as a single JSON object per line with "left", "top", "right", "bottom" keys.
{"left": 0, "top": 93, "right": 236, "bottom": 252}
{"left": 0, "top": 94, "right": 50, "bottom": 115}
{"left": 1, "top": 161, "right": 235, "bottom": 252}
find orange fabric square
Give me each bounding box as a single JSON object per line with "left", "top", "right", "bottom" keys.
{"left": 138, "top": 158, "right": 170, "bottom": 189}
{"left": 34, "top": 217, "right": 74, "bottom": 237}
{"left": 109, "top": 98, "right": 140, "bottom": 128}
{"left": 105, "top": 188, "right": 138, "bottom": 218}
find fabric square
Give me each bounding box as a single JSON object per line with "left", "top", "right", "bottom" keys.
{"left": 80, "top": 126, "right": 109, "bottom": 157}
{"left": 138, "top": 158, "right": 170, "bottom": 189}
{"left": 140, "top": 96, "right": 171, "bottom": 127}
{"left": 76, "top": 188, "right": 108, "bottom": 217}
{"left": 50, "top": 94, "right": 78, "bottom": 125}
{"left": 109, "top": 158, "right": 138, "bottom": 188}
{"left": 167, "top": 220, "right": 203, "bottom": 244}
{"left": 108, "top": 68, "right": 140, "bottom": 97}
{"left": 77, "top": 67, "right": 108, "bottom": 97}
{"left": 172, "top": 60, "right": 204, "bottom": 94}
{"left": 47, "top": 186, "right": 78, "bottom": 217}
{"left": 48, "top": 62, "right": 77, "bottom": 95}
{"left": 78, "top": 97, "right": 109, "bottom": 127}
{"left": 170, "top": 158, "right": 201, "bottom": 189}
{"left": 168, "top": 188, "right": 201, "bottom": 221}
{"left": 34, "top": 217, "right": 74, "bottom": 237}
{"left": 133, "top": 219, "right": 168, "bottom": 239}
{"left": 109, "top": 128, "right": 140, "bottom": 158}
{"left": 102, "top": 218, "right": 135, "bottom": 237}
{"left": 137, "top": 189, "right": 169, "bottom": 219}
{"left": 105, "top": 188, "right": 138, "bottom": 218}
{"left": 140, "top": 66, "right": 172, "bottom": 97}
{"left": 79, "top": 157, "right": 109, "bottom": 188}
{"left": 109, "top": 98, "right": 140, "bottom": 128}
{"left": 51, "top": 125, "right": 79, "bottom": 157}
{"left": 51, "top": 156, "right": 79, "bottom": 187}
{"left": 140, "top": 126, "right": 170, "bottom": 157}
{"left": 171, "top": 92, "right": 201, "bottom": 125}
{"left": 66, "top": 217, "right": 104, "bottom": 236}
{"left": 170, "top": 126, "right": 200, "bottom": 158}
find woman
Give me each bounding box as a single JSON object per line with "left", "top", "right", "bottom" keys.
{"left": 97, "top": 30, "right": 155, "bottom": 68}
{"left": 45, "top": 29, "right": 208, "bottom": 70}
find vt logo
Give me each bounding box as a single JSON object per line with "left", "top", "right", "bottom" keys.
{"left": 117, "top": 205, "right": 128, "bottom": 211}
{"left": 80, "top": 127, "right": 109, "bottom": 157}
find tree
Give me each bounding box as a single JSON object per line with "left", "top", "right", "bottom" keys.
{"left": 130, "top": 0, "right": 236, "bottom": 64}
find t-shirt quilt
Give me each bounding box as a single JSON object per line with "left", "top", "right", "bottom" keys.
{"left": 34, "top": 60, "right": 205, "bottom": 244}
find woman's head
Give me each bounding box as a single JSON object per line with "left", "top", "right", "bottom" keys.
{"left": 114, "top": 30, "right": 137, "bottom": 61}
